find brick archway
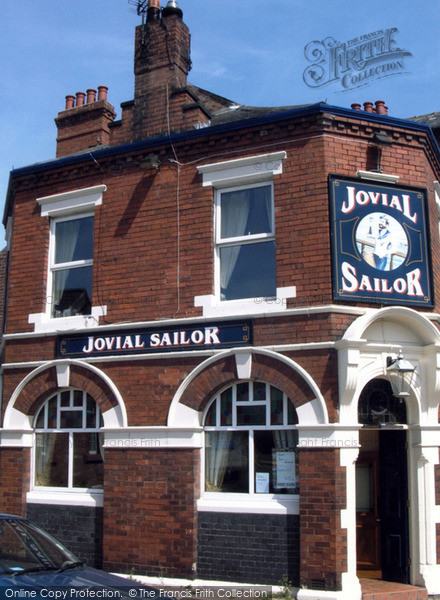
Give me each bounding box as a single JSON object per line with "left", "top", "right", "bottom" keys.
{"left": 3, "top": 360, "right": 127, "bottom": 429}
{"left": 168, "top": 348, "right": 327, "bottom": 426}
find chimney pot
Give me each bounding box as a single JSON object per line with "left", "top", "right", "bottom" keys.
{"left": 65, "top": 95, "right": 75, "bottom": 110}
{"left": 97, "top": 86, "right": 108, "bottom": 102}
{"left": 162, "top": 0, "right": 183, "bottom": 18}
{"left": 76, "top": 92, "right": 86, "bottom": 107}
{"left": 147, "top": 0, "right": 161, "bottom": 20}
{"left": 375, "top": 100, "right": 387, "bottom": 115}
{"left": 87, "top": 89, "right": 97, "bottom": 104}
{"left": 351, "top": 103, "right": 362, "bottom": 111}
{"left": 363, "top": 101, "right": 374, "bottom": 113}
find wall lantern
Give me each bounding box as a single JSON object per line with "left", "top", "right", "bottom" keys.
{"left": 386, "top": 351, "right": 416, "bottom": 397}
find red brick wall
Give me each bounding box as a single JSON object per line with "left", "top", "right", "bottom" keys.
{"left": 299, "top": 448, "right": 347, "bottom": 591}
{"left": 0, "top": 247, "right": 8, "bottom": 333}
{"left": 437, "top": 523, "right": 440, "bottom": 565}
{"left": 435, "top": 448, "right": 440, "bottom": 507}
{"left": 0, "top": 448, "right": 30, "bottom": 515}
{"left": 103, "top": 448, "right": 199, "bottom": 577}
{"left": 7, "top": 113, "right": 440, "bottom": 336}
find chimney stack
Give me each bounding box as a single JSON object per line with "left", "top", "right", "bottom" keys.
{"left": 55, "top": 86, "right": 116, "bottom": 157}
{"left": 133, "top": 0, "right": 191, "bottom": 140}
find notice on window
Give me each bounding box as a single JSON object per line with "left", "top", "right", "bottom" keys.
{"left": 273, "top": 450, "right": 296, "bottom": 489}
{"left": 255, "top": 472, "right": 270, "bottom": 494}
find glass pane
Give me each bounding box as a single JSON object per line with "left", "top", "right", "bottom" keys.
{"left": 220, "top": 186, "right": 272, "bottom": 239}
{"left": 60, "top": 391, "right": 70, "bottom": 407}
{"left": 0, "top": 518, "right": 78, "bottom": 571}
{"left": 86, "top": 395, "right": 97, "bottom": 428}
{"left": 35, "top": 433, "right": 69, "bottom": 487}
{"left": 47, "top": 396, "right": 57, "bottom": 428}
{"left": 52, "top": 265, "right": 92, "bottom": 317}
{"left": 220, "top": 389, "right": 232, "bottom": 426}
{"left": 358, "top": 379, "right": 407, "bottom": 425}
{"left": 220, "top": 241, "right": 276, "bottom": 301}
{"left": 236, "top": 382, "right": 249, "bottom": 403}
{"left": 205, "top": 401, "right": 217, "bottom": 426}
{"left": 72, "top": 433, "right": 104, "bottom": 489}
{"left": 287, "top": 399, "right": 298, "bottom": 425}
{"left": 205, "top": 431, "right": 248, "bottom": 493}
{"left": 73, "top": 390, "right": 83, "bottom": 407}
{"left": 35, "top": 408, "right": 44, "bottom": 429}
{"left": 254, "top": 381, "right": 266, "bottom": 401}
{"left": 55, "top": 217, "right": 94, "bottom": 263}
{"left": 255, "top": 430, "right": 298, "bottom": 494}
{"left": 60, "top": 409, "right": 82, "bottom": 429}
{"left": 270, "top": 386, "right": 284, "bottom": 425}
{"left": 237, "top": 404, "right": 266, "bottom": 425}
{"left": 356, "top": 465, "right": 373, "bottom": 511}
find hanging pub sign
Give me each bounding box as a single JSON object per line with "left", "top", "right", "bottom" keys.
{"left": 57, "top": 320, "right": 252, "bottom": 359}
{"left": 329, "top": 176, "right": 433, "bottom": 307}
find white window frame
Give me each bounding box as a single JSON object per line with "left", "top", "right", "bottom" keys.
{"left": 198, "top": 381, "right": 300, "bottom": 515}
{"left": 195, "top": 153, "right": 296, "bottom": 317}
{"left": 30, "top": 186, "right": 107, "bottom": 332}
{"left": 48, "top": 212, "right": 94, "bottom": 320}
{"left": 214, "top": 181, "right": 276, "bottom": 302}
{"left": 29, "top": 389, "right": 104, "bottom": 507}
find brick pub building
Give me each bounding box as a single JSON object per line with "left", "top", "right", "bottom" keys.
{"left": 1, "top": 2, "right": 440, "bottom": 599}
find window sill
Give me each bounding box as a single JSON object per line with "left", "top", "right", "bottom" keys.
{"left": 197, "top": 494, "right": 299, "bottom": 515}
{"left": 28, "top": 305, "right": 107, "bottom": 333}
{"left": 27, "top": 489, "right": 103, "bottom": 507}
{"left": 194, "top": 287, "right": 296, "bottom": 318}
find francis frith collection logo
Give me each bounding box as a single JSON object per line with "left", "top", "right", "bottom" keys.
{"left": 303, "top": 28, "right": 412, "bottom": 92}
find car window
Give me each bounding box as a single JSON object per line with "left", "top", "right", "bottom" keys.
{"left": 0, "top": 519, "right": 77, "bottom": 573}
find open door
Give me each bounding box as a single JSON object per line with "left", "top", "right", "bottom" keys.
{"left": 356, "top": 434, "right": 381, "bottom": 576}
{"left": 379, "top": 429, "right": 409, "bottom": 583}
{"left": 356, "top": 428, "right": 410, "bottom": 583}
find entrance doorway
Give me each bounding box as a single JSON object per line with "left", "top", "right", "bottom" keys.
{"left": 356, "top": 379, "right": 410, "bottom": 584}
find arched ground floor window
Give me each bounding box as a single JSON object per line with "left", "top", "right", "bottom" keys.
{"left": 203, "top": 381, "right": 299, "bottom": 495}
{"left": 34, "top": 389, "right": 104, "bottom": 490}
{"left": 198, "top": 380, "right": 300, "bottom": 584}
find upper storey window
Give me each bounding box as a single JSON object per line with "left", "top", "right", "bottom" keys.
{"left": 217, "top": 182, "right": 275, "bottom": 301}
{"left": 31, "top": 185, "right": 106, "bottom": 332}
{"left": 51, "top": 215, "right": 93, "bottom": 317}
{"left": 196, "top": 152, "right": 296, "bottom": 317}
{"left": 51, "top": 215, "right": 94, "bottom": 318}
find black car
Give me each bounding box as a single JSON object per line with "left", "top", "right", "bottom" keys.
{"left": 0, "top": 513, "right": 158, "bottom": 595}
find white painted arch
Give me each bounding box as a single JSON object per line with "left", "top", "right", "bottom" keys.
{"left": 337, "top": 306, "right": 440, "bottom": 426}
{"left": 167, "top": 347, "right": 329, "bottom": 428}
{"left": 343, "top": 306, "right": 440, "bottom": 346}
{"left": 2, "top": 359, "right": 127, "bottom": 432}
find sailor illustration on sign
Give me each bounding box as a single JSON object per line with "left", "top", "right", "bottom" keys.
{"left": 372, "top": 215, "right": 393, "bottom": 270}
{"left": 356, "top": 212, "right": 408, "bottom": 272}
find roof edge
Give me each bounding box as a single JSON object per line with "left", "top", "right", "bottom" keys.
{"left": 4, "top": 102, "right": 440, "bottom": 225}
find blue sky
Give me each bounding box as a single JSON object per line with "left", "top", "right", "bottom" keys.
{"left": 1, "top": 0, "right": 439, "bottom": 230}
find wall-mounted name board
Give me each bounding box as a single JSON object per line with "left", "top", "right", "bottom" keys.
{"left": 57, "top": 321, "right": 252, "bottom": 359}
